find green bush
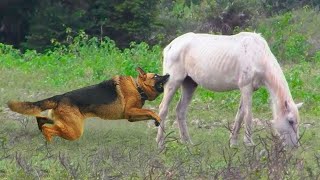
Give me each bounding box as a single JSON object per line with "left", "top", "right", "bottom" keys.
{"left": 261, "top": 0, "right": 320, "bottom": 16}
{"left": 257, "top": 11, "right": 311, "bottom": 62}
{"left": 1, "top": 35, "right": 162, "bottom": 86}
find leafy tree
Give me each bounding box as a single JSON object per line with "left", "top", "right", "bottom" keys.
{"left": 22, "top": 0, "right": 87, "bottom": 51}
{"left": 261, "top": 0, "right": 320, "bottom": 16}
{"left": 0, "top": 0, "right": 36, "bottom": 47}
{"left": 85, "top": 0, "right": 159, "bottom": 48}
{"left": 2, "top": 0, "right": 320, "bottom": 51}
{"left": 21, "top": 0, "right": 159, "bottom": 51}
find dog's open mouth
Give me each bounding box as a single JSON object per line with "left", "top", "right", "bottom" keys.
{"left": 155, "top": 74, "right": 170, "bottom": 93}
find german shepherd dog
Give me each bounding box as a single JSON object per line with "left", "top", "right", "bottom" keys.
{"left": 7, "top": 67, "right": 170, "bottom": 142}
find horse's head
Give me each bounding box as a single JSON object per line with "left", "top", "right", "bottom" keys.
{"left": 272, "top": 101, "right": 303, "bottom": 147}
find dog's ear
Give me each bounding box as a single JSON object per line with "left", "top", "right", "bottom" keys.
{"left": 136, "top": 67, "right": 146, "bottom": 77}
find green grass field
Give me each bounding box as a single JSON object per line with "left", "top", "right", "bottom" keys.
{"left": 1, "top": 35, "right": 320, "bottom": 179}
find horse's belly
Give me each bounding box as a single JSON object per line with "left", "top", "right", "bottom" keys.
{"left": 189, "top": 72, "right": 239, "bottom": 92}
{"left": 185, "top": 48, "right": 241, "bottom": 91}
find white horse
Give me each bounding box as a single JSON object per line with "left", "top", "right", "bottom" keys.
{"left": 157, "top": 32, "right": 303, "bottom": 148}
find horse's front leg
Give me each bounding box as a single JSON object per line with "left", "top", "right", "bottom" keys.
{"left": 157, "top": 81, "right": 181, "bottom": 149}
{"left": 242, "top": 87, "right": 254, "bottom": 146}
{"left": 176, "top": 77, "right": 197, "bottom": 144}
{"left": 230, "top": 86, "right": 254, "bottom": 147}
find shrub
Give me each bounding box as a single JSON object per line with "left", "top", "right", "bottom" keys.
{"left": 257, "top": 11, "right": 311, "bottom": 62}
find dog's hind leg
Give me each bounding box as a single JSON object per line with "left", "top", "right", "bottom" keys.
{"left": 36, "top": 116, "right": 54, "bottom": 131}
{"left": 42, "top": 124, "right": 61, "bottom": 142}
{"left": 176, "top": 77, "right": 198, "bottom": 144}
{"left": 41, "top": 107, "right": 85, "bottom": 142}
{"left": 42, "top": 118, "right": 84, "bottom": 142}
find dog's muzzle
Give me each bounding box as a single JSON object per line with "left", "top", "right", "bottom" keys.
{"left": 155, "top": 74, "right": 170, "bottom": 93}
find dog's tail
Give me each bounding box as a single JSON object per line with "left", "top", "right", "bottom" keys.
{"left": 7, "top": 97, "right": 59, "bottom": 116}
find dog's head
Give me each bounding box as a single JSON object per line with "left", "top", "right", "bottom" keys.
{"left": 136, "top": 67, "right": 170, "bottom": 101}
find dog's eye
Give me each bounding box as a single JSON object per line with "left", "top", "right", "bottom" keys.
{"left": 154, "top": 74, "right": 158, "bottom": 78}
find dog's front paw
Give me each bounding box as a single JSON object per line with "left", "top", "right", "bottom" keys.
{"left": 154, "top": 120, "right": 160, "bottom": 127}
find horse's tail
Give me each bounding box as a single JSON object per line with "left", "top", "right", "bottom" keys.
{"left": 7, "top": 96, "right": 59, "bottom": 116}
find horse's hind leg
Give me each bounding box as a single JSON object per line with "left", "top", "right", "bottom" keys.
{"left": 242, "top": 87, "right": 254, "bottom": 146}
{"left": 157, "top": 79, "right": 183, "bottom": 148}
{"left": 176, "top": 77, "right": 197, "bottom": 143}
{"left": 230, "top": 97, "right": 245, "bottom": 147}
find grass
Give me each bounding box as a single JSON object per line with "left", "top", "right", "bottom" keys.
{"left": 1, "top": 55, "right": 320, "bottom": 178}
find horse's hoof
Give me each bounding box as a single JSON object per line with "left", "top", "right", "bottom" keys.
{"left": 244, "top": 142, "right": 255, "bottom": 147}
{"left": 230, "top": 143, "right": 239, "bottom": 149}
{"left": 230, "top": 138, "right": 238, "bottom": 148}
{"left": 244, "top": 137, "right": 255, "bottom": 147}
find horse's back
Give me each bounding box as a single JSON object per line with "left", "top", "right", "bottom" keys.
{"left": 164, "top": 32, "right": 267, "bottom": 66}
{"left": 163, "top": 32, "right": 269, "bottom": 91}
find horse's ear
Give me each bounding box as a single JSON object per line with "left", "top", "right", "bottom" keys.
{"left": 296, "top": 102, "right": 303, "bottom": 109}
{"left": 136, "top": 67, "right": 146, "bottom": 76}
{"left": 284, "top": 100, "right": 289, "bottom": 111}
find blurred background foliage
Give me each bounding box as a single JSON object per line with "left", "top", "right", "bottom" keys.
{"left": 0, "top": 0, "right": 319, "bottom": 54}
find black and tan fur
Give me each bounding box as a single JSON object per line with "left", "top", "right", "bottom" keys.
{"left": 7, "top": 67, "right": 170, "bottom": 142}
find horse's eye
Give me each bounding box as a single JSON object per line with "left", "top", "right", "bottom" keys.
{"left": 288, "top": 119, "right": 294, "bottom": 126}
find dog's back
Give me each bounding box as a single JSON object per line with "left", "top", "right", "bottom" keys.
{"left": 8, "top": 79, "right": 121, "bottom": 116}
{"left": 60, "top": 79, "right": 118, "bottom": 108}
{"left": 61, "top": 78, "right": 126, "bottom": 118}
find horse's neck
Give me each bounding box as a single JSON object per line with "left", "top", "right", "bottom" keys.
{"left": 263, "top": 58, "right": 293, "bottom": 118}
